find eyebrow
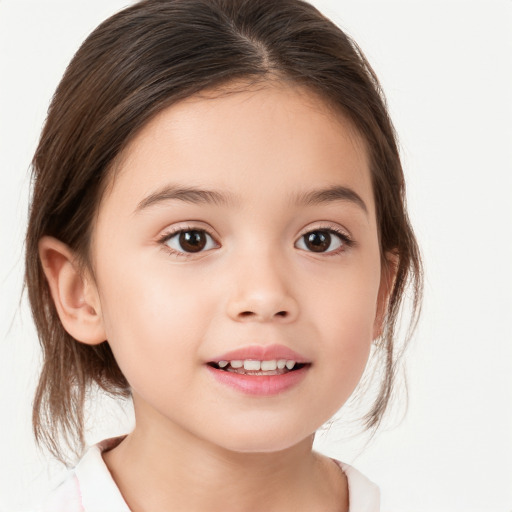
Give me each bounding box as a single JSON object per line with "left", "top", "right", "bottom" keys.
{"left": 291, "top": 185, "right": 368, "bottom": 214}
{"left": 134, "top": 184, "right": 367, "bottom": 215}
{"left": 135, "top": 185, "right": 236, "bottom": 212}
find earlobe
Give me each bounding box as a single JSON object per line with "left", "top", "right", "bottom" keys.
{"left": 373, "top": 252, "right": 398, "bottom": 340}
{"left": 38, "top": 236, "right": 106, "bottom": 345}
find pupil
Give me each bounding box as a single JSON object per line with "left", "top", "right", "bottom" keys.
{"left": 306, "top": 231, "right": 330, "bottom": 252}
{"left": 179, "top": 230, "right": 206, "bottom": 252}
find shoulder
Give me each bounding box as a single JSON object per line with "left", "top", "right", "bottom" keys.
{"left": 35, "top": 473, "right": 83, "bottom": 512}
{"left": 333, "top": 460, "right": 381, "bottom": 512}
{"left": 33, "top": 436, "right": 130, "bottom": 512}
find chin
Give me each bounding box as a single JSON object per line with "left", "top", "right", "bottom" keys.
{"left": 208, "top": 425, "right": 315, "bottom": 455}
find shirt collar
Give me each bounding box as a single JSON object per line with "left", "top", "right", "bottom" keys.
{"left": 74, "top": 435, "right": 130, "bottom": 511}
{"left": 75, "top": 436, "right": 379, "bottom": 512}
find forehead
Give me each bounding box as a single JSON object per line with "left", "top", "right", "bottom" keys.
{"left": 100, "top": 81, "right": 373, "bottom": 217}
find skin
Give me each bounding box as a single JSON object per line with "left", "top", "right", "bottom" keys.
{"left": 40, "top": 81, "right": 391, "bottom": 512}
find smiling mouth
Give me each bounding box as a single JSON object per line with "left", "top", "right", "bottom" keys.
{"left": 207, "top": 359, "right": 309, "bottom": 376}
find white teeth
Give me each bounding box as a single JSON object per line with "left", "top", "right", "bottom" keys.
{"left": 244, "top": 360, "right": 261, "bottom": 371}
{"left": 217, "top": 359, "right": 300, "bottom": 371}
{"left": 261, "top": 360, "right": 277, "bottom": 371}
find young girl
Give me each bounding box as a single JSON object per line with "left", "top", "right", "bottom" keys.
{"left": 25, "top": 0, "right": 422, "bottom": 510}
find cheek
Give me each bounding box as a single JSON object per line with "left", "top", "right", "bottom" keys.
{"left": 96, "top": 256, "right": 210, "bottom": 382}
{"left": 310, "top": 256, "right": 380, "bottom": 333}
{"left": 308, "top": 260, "right": 381, "bottom": 376}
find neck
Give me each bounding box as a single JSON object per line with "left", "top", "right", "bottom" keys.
{"left": 102, "top": 413, "right": 347, "bottom": 512}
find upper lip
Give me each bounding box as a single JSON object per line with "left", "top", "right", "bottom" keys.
{"left": 209, "top": 344, "right": 309, "bottom": 363}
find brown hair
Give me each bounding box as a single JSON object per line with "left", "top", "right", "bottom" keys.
{"left": 26, "top": 0, "right": 422, "bottom": 464}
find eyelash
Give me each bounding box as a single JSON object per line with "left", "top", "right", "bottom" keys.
{"left": 300, "top": 225, "right": 354, "bottom": 257}
{"left": 158, "top": 225, "right": 218, "bottom": 259}
{"left": 158, "top": 224, "right": 354, "bottom": 259}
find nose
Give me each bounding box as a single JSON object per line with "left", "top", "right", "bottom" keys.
{"left": 225, "top": 251, "right": 299, "bottom": 324}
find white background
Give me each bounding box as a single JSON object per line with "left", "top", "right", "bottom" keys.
{"left": 1, "top": 1, "right": 511, "bottom": 511}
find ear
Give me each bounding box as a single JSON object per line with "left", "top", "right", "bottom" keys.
{"left": 373, "top": 251, "right": 398, "bottom": 340}
{"left": 38, "top": 236, "right": 106, "bottom": 345}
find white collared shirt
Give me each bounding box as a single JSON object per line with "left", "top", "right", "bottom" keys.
{"left": 37, "top": 437, "right": 380, "bottom": 512}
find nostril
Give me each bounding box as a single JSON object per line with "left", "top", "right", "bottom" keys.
{"left": 235, "top": 310, "right": 291, "bottom": 321}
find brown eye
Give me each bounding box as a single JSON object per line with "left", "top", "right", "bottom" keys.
{"left": 295, "top": 229, "right": 346, "bottom": 253}
{"left": 305, "top": 231, "right": 331, "bottom": 252}
{"left": 164, "top": 229, "right": 217, "bottom": 254}
{"left": 179, "top": 231, "right": 207, "bottom": 252}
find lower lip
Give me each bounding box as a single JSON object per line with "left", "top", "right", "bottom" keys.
{"left": 206, "top": 365, "right": 309, "bottom": 396}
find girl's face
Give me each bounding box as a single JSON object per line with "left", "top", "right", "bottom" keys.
{"left": 90, "top": 82, "right": 386, "bottom": 453}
